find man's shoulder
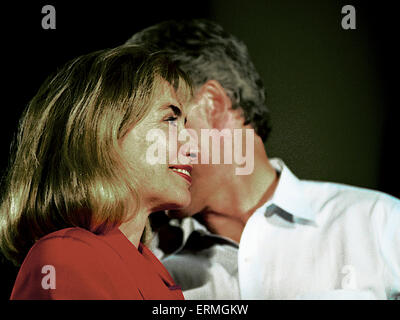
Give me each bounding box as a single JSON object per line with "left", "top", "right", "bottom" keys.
{"left": 270, "top": 158, "right": 399, "bottom": 216}
{"left": 301, "top": 179, "right": 400, "bottom": 216}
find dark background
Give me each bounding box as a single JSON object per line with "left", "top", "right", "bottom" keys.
{"left": 0, "top": 0, "right": 398, "bottom": 299}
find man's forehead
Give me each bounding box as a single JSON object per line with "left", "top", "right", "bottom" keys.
{"left": 185, "top": 91, "right": 208, "bottom": 118}
{"left": 186, "top": 100, "right": 202, "bottom": 116}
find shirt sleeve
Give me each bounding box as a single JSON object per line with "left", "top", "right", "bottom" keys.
{"left": 10, "top": 235, "right": 141, "bottom": 300}
{"left": 376, "top": 197, "right": 400, "bottom": 300}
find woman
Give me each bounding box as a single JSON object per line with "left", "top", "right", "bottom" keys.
{"left": 0, "top": 45, "right": 195, "bottom": 299}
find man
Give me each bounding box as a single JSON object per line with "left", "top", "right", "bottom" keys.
{"left": 126, "top": 19, "right": 400, "bottom": 300}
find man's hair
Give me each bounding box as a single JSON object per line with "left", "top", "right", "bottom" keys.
{"left": 126, "top": 19, "right": 271, "bottom": 141}
{"left": 0, "top": 45, "right": 191, "bottom": 266}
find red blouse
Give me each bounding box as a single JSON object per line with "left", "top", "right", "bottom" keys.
{"left": 10, "top": 227, "right": 184, "bottom": 300}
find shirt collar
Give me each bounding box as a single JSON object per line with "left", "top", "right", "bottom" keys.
{"left": 177, "top": 158, "right": 316, "bottom": 248}
{"left": 262, "top": 158, "right": 316, "bottom": 222}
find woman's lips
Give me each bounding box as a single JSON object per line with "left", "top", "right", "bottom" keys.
{"left": 169, "top": 165, "right": 192, "bottom": 184}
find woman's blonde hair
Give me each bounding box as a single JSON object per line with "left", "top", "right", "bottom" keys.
{"left": 0, "top": 45, "right": 192, "bottom": 266}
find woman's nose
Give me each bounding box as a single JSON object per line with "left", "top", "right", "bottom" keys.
{"left": 178, "top": 128, "right": 199, "bottom": 164}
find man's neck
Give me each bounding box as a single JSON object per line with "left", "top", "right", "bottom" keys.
{"left": 196, "top": 158, "right": 278, "bottom": 243}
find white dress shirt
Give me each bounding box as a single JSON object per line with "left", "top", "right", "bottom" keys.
{"left": 158, "top": 158, "right": 400, "bottom": 300}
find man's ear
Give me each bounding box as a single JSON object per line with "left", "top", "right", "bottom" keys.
{"left": 197, "top": 80, "right": 232, "bottom": 129}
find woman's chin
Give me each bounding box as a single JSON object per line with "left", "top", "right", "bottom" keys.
{"left": 173, "top": 188, "right": 192, "bottom": 208}
{"left": 153, "top": 192, "right": 191, "bottom": 212}
{"left": 168, "top": 196, "right": 191, "bottom": 211}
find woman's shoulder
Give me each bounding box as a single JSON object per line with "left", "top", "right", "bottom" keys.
{"left": 11, "top": 227, "right": 141, "bottom": 299}
{"left": 22, "top": 227, "right": 101, "bottom": 268}
{"left": 37, "top": 226, "right": 96, "bottom": 243}
{"left": 37, "top": 227, "right": 95, "bottom": 242}
{"left": 31, "top": 227, "right": 96, "bottom": 252}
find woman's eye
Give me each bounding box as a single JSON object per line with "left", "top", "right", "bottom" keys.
{"left": 165, "top": 116, "right": 178, "bottom": 125}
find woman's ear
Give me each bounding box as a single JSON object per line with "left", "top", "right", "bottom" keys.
{"left": 197, "top": 80, "right": 232, "bottom": 129}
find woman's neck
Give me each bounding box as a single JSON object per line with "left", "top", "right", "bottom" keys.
{"left": 118, "top": 207, "right": 150, "bottom": 248}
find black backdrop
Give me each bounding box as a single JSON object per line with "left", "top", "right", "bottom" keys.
{"left": 0, "top": 0, "right": 398, "bottom": 299}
